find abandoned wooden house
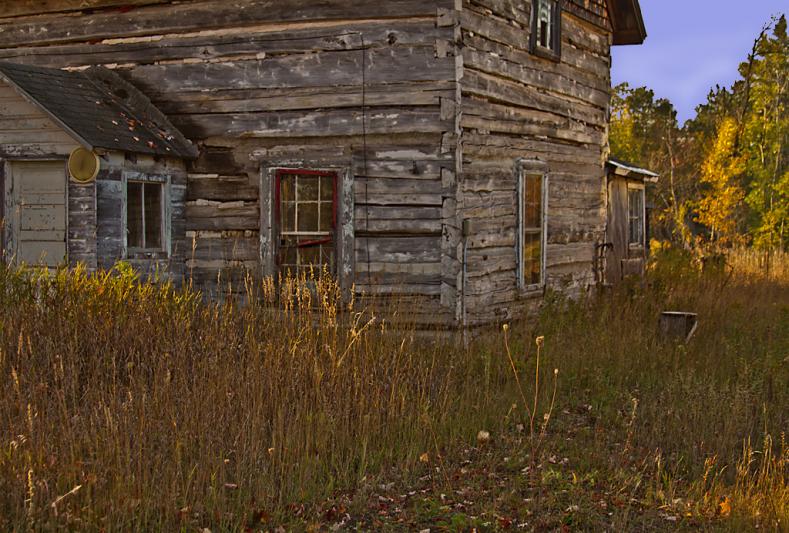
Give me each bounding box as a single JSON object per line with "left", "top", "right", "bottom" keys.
{"left": 0, "top": 0, "right": 647, "bottom": 326}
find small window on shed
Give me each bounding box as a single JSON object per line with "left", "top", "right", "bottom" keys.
{"left": 530, "top": 0, "right": 562, "bottom": 60}
{"left": 628, "top": 186, "right": 645, "bottom": 246}
{"left": 127, "top": 181, "right": 165, "bottom": 251}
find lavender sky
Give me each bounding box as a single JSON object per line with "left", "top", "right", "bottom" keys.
{"left": 611, "top": 1, "right": 787, "bottom": 124}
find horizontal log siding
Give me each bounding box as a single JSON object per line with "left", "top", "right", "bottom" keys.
{"left": 459, "top": 0, "right": 611, "bottom": 325}
{"left": 0, "top": 1, "right": 459, "bottom": 323}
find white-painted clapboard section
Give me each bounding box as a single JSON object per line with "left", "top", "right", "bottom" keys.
{"left": 10, "top": 161, "right": 67, "bottom": 267}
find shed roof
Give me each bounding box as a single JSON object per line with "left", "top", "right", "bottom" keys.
{"left": 607, "top": 157, "right": 659, "bottom": 182}
{"left": 0, "top": 61, "right": 197, "bottom": 159}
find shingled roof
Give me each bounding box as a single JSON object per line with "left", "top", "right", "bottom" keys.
{"left": 0, "top": 62, "right": 197, "bottom": 159}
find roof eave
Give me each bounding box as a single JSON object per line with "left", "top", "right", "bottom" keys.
{"left": 606, "top": 159, "right": 659, "bottom": 182}
{"left": 607, "top": 0, "right": 647, "bottom": 46}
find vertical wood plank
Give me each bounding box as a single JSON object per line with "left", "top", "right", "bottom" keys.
{"left": 259, "top": 166, "right": 274, "bottom": 278}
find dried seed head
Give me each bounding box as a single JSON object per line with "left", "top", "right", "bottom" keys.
{"left": 535, "top": 336, "right": 545, "bottom": 348}
{"left": 477, "top": 430, "right": 491, "bottom": 444}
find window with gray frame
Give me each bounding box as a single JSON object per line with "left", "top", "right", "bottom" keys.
{"left": 126, "top": 181, "right": 165, "bottom": 252}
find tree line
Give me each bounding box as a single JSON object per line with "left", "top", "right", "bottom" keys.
{"left": 610, "top": 15, "right": 788, "bottom": 251}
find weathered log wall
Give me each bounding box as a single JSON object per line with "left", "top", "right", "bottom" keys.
{"left": 1, "top": 0, "right": 618, "bottom": 325}
{"left": 0, "top": 0, "right": 460, "bottom": 321}
{"left": 458, "top": 0, "right": 612, "bottom": 324}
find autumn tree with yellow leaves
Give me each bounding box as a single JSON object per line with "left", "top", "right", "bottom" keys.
{"left": 696, "top": 118, "right": 747, "bottom": 244}
{"left": 611, "top": 15, "right": 788, "bottom": 251}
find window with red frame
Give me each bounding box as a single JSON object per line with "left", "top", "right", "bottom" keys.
{"left": 276, "top": 169, "right": 337, "bottom": 276}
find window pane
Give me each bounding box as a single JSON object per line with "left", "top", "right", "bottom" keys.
{"left": 628, "top": 189, "right": 643, "bottom": 244}
{"left": 127, "top": 182, "right": 143, "bottom": 248}
{"left": 523, "top": 232, "right": 542, "bottom": 285}
{"left": 280, "top": 175, "right": 295, "bottom": 203}
{"left": 280, "top": 236, "right": 298, "bottom": 270}
{"left": 281, "top": 202, "right": 296, "bottom": 232}
{"left": 319, "top": 201, "right": 334, "bottom": 232}
{"left": 522, "top": 173, "right": 544, "bottom": 286}
{"left": 320, "top": 175, "right": 334, "bottom": 201}
{"left": 319, "top": 244, "right": 335, "bottom": 269}
{"left": 538, "top": 0, "right": 552, "bottom": 47}
{"left": 524, "top": 175, "right": 542, "bottom": 229}
{"left": 297, "top": 202, "right": 319, "bottom": 232}
{"left": 300, "top": 246, "right": 320, "bottom": 267}
{"left": 297, "top": 176, "right": 319, "bottom": 201}
{"left": 144, "top": 183, "right": 162, "bottom": 249}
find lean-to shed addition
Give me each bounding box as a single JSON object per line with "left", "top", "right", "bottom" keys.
{"left": 0, "top": 62, "right": 196, "bottom": 274}
{"left": 604, "top": 157, "right": 659, "bottom": 283}
{"left": 0, "top": 0, "right": 648, "bottom": 327}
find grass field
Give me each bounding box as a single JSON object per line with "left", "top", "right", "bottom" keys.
{"left": 0, "top": 249, "right": 786, "bottom": 531}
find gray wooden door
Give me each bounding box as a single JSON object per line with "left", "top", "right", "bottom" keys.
{"left": 7, "top": 161, "right": 67, "bottom": 267}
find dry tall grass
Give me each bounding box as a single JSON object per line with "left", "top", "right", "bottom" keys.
{"left": 0, "top": 264, "right": 510, "bottom": 530}
{"left": 525, "top": 247, "right": 788, "bottom": 529}
{"left": 0, "top": 249, "right": 786, "bottom": 530}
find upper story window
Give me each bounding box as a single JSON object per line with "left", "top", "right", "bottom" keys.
{"left": 628, "top": 185, "right": 645, "bottom": 247}
{"left": 530, "top": 0, "right": 562, "bottom": 61}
